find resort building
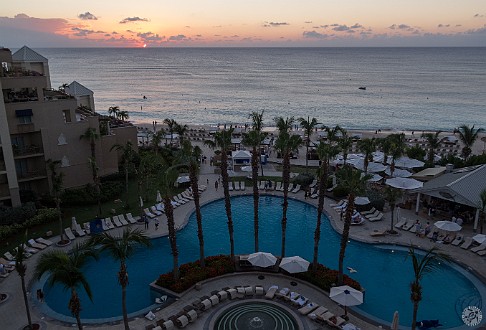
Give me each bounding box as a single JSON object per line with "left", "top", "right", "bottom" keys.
{"left": 0, "top": 46, "right": 137, "bottom": 207}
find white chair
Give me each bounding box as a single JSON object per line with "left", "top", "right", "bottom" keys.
{"left": 28, "top": 239, "right": 47, "bottom": 250}
{"left": 118, "top": 214, "right": 129, "bottom": 225}
{"left": 64, "top": 227, "right": 76, "bottom": 240}
{"left": 112, "top": 215, "right": 123, "bottom": 227}
{"left": 36, "top": 237, "right": 54, "bottom": 246}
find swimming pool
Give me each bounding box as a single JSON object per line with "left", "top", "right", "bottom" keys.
{"left": 39, "top": 195, "right": 485, "bottom": 328}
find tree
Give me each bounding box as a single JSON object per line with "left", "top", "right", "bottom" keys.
{"left": 174, "top": 122, "right": 188, "bottom": 143}
{"left": 110, "top": 141, "right": 135, "bottom": 208}
{"left": 313, "top": 141, "right": 340, "bottom": 270}
{"left": 407, "top": 246, "right": 451, "bottom": 330}
{"left": 80, "top": 128, "right": 102, "bottom": 215}
{"left": 337, "top": 128, "right": 353, "bottom": 166}
{"left": 242, "top": 110, "right": 266, "bottom": 252}
{"left": 388, "top": 133, "right": 407, "bottom": 177}
{"left": 298, "top": 116, "right": 319, "bottom": 171}
{"left": 274, "top": 116, "right": 302, "bottom": 257}
{"left": 118, "top": 110, "right": 129, "bottom": 122}
{"left": 357, "top": 138, "right": 376, "bottom": 174}
{"left": 479, "top": 188, "right": 486, "bottom": 234}
{"left": 15, "top": 241, "right": 33, "bottom": 329}
{"left": 205, "top": 128, "right": 236, "bottom": 259}
{"left": 383, "top": 186, "right": 403, "bottom": 234}
{"left": 336, "top": 166, "right": 369, "bottom": 285}
{"left": 422, "top": 131, "right": 442, "bottom": 165}
{"left": 108, "top": 106, "right": 120, "bottom": 118}
{"left": 180, "top": 140, "right": 206, "bottom": 266}
{"left": 151, "top": 129, "right": 166, "bottom": 155}
{"left": 34, "top": 242, "right": 98, "bottom": 330}
{"left": 89, "top": 228, "right": 150, "bottom": 330}
{"left": 457, "top": 124, "right": 484, "bottom": 160}
{"left": 377, "top": 136, "right": 392, "bottom": 166}
{"left": 164, "top": 118, "right": 177, "bottom": 146}
{"left": 88, "top": 157, "right": 102, "bottom": 215}
{"left": 47, "top": 159, "right": 67, "bottom": 243}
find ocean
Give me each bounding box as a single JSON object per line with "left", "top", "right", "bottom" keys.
{"left": 37, "top": 47, "right": 486, "bottom": 131}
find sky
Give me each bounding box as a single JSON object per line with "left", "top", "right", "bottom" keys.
{"left": 1, "top": 0, "right": 486, "bottom": 47}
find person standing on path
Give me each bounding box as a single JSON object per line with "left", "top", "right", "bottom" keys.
{"left": 155, "top": 219, "right": 159, "bottom": 230}
{"left": 144, "top": 215, "right": 149, "bottom": 230}
{"left": 215, "top": 180, "right": 219, "bottom": 191}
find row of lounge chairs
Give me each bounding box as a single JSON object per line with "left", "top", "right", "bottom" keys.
{"left": 331, "top": 201, "right": 383, "bottom": 223}
{"left": 3, "top": 237, "right": 54, "bottom": 266}
{"left": 228, "top": 181, "right": 246, "bottom": 191}
{"left": 257, "top": 181, "right": 301, "bottom": 193}
{"left": 144, "top": 188, "right": 203, "bottom": 219}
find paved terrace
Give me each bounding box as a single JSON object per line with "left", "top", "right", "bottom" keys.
{"left": 1, "top": 141, "right": 486, "bottom": 330}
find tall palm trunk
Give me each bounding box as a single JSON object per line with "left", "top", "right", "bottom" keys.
{"left": 56, "top": 198, "right": 64, "bottom": 242}
{"left": 281, "top": 152, "right": 291, "bottom": 258}
{"left": 338, "top": 194, "right": 355, "bottom": 285}
{"left": 119, "top": 262, "right": 129, "bottom": 330}
{"left": 69, "top": 289, "right": 83, "bottom": 330}
{"left": 251, "top": 145, "right": 260, "bottom": 252}
{"left": 124, "top": 165, "right": 129, "bottom": 207}
{"left": 220, "top": 151, "right": 235, "bottom": 259}
{"left": 189, "top": 163, "right": 205, "bottom": 267}
{"left": 411, "top": 282, "right": 421, "bottom": 330}
{"left": 390, "top": 205, "right": 396, "bottom": 232}
{"left": 313, "top": 161, "right": 327, "bottom": 270}
{"left": 20, "top": 272, "right": 33, "bottom": 328}
{"left": 163, "top": 198, "right": 179, "bottom": 280}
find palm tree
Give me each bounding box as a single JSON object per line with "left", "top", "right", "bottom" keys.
{"left": 180, "top": 140, "right": 205, "bottom": 266}
{"left": 205, "top": 128, "right": 235, "bottom": 259}
{"left": 313, "top": 141, "right": 340, "bottom": 270}
{"left": 159, "top": 165, "right": 181, "bottom": 279}
{"left": 274, "top": 116, "right": 302, "bottom": 257}
{"left": 110, "top": 141, "right": 135, "bottom": 208}
{"left": 80, "top": 127, "right": 100, "bottom": 161}
{"left": 47, "top": 159, "right": 66, "bottom": 243}
{"left": 378, "top": 136, "right": 392, "bottom": 166}
{"left": 151, "top": 129, "right": 165, "bottom": 155}
{"left": 479, "top": 188, "right": 486, "bottom": 234}
{"left": 383, "top": 186, "right": 403, "bottom": 234}
{"left": 408, "top": 246, "right": 451, "bottom": 330}
{"left": 457, "top": 124, "right": 484, "bottom": 160}
{"left": 422, "top": 131, "right": 442, "bottom": 165}
{"left": 15, "top": 242, "right": 33, "bottom": 329}
{"left": 242, "top": 110, "right": 266, "bottom": 252}
{"left": 388, "top": 133, "right": 406, "bottom": 177}
{"left": 89, "top": 228, "right": 150, "bottom": 330}
{"left": 298, "top": 116, "right": 319, "bottom": 171}
{"left": 174, "top": 122, "right": 188, "bottom": 143}
{"left": 80, "top": 128, "right": 102, "bottom": 215}
{"left": 118, "top": 110, "right": 129, "bottom": 122}
{"left": 88, "top": 157, "right": 102, "bottom": 215}
{"left": 108, "top": 106, "right": 120, "bottom": 118}
{"left": 164, "top": 118, "right": 177, "bottom": 145}
{"left": 357, "top": 138, "right": 376, "bottom": 174}
{"left": 336, "top": 166, "right": 369, "bottom": 285}
{"left": 337, "top": 128, "right": 353, "bottom": 165}
{"left": 34, "top": 242, "right": 98, "bottom": 330}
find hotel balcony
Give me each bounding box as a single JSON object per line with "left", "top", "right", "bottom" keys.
{"left": 16, "top": 123, "right": 37, "bottom": 133}
{"left": 0, "top": 184, "right": 11, "bottom": 201}
{"left": 13, "top": 145, "right": 44, "bottom": 159}
{"left": 17, "top": 170, "right": 47, "bottom": 183}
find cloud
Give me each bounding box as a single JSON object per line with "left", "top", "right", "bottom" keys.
{"left": 304, "top": 21, "right": 312, "bottom": 24}
{"left": 332, "top": 24, "right": 350, "bottom": 31}
{"left": 389, "top": 24, "right": 411, "bottom": 30}
{"left": 71, "top": 27, "right": 105, "bottom": 37}
{"left": 78, "top": 12, "right": 97, "bottom": 20}
{"left": 263, "top": 22, "right": 289, "bottom": 27}
{"left": 350, "top": 23, "right": 363, "bottom": 29}
{"left": 474, "top": 14, "right": 484, "bottom": 18}
{"left": 437, "top": 24, "right": 450, "bottom": 28}
{"left": 303, "top": 30, "right": 328, "bottom": 39}
{"left": 136, "top": 31, "right": 164, "bottom": 42}
{"left": 119, "top": 17, "right": 149, "bottom": 24}
{"left": 169, "top": 34, "right": 189, "bottom": 41}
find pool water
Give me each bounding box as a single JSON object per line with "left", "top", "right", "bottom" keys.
{"left": 41, "top": 195, "right": 484, "bottom": 328}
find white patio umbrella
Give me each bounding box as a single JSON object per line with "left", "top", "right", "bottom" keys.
{"left": 279, "top": 256, "right": 310, "bottom": 273}
{"left": 385, "top": 177, "right": 423, "bottom": 190}
{"left": 247, "top": 252, "right": 278, "bottom": 268}
{"left": 390, "top": 156, "right": 425, "bottom": 169}
{"left": 156, "top": 190, "right": 162, "bottom": 203}
{"left": 434, "top": 220, "right": 462, "bottom": 232}
{"left": 176, "top": 175, "right": 190, "bottom": 184}
{"left": 241, "top": 166, "right": 252, "bottom": 172}
{"left": 385, "top": 167, "right": 412, "bottom": 178}
{"left": 362, "top": 173, "right": 383, "bottom": 182}
{"left": 391, "top": 311, "right": 400, "bottom": 330}
{"left": 329, "top": 285, "right": 364, "bottom": 317}
{"left": 349, "top": 159, "right": 386, "bottom": 173}
{"left": 355, "top": 196, "right": 370, "bottom": 205}
{"left": 472, "top": 234, "right": 486, "bottom": 244}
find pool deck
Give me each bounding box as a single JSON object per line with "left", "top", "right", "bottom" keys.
{"left": 1, "top": 141, "right": 486, "bottom": 330}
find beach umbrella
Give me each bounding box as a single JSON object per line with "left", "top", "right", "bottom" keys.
{"left": 385, "top": 177, "right": 423, "bottom": 190}
{"left": 362, "top": 173, "right": 383, "bottom": 182}
{"left": 355, "top": 197, "right": 370, "bottom": 205}
{"left": 385, "top": 167, "right": 412, "bottom": 178}
{"left": 390, "top": 156, "right": 425, "bottom": 169}
{"left": 279, "top": 256, "right": 310, "bottom": 273}
{"left": 247, "top": 252, "right": 277, "bottom": 268}
{"left": 176, "top": 175, "right": 190, "bottom": 184}
{"left": 349, "top": 159, "right": 386, "bottom": 173}
{"left": 472, "top": 234, "right": 486, "bottom": 244}
{"left": 391, "top": 311, "right": 400, "bottom": 330}
{"left": 156, "top": 190, "right": 162, "bottom": 203}
{"left": 329, "top": 285, "right": 364, "bottom": 317}
{"left": 434, "top": 220, "right": 462, "bottom": 232}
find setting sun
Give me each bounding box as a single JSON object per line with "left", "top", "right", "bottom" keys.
{"left": 143, "top": 44, "right": 147, "bottom": 48}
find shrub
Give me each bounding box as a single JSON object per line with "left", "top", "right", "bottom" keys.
{"left": 295, "top": 263, "right": 362, "bottom": 292}
{"left": 0, "top": 208, "right": 59, "bottom": 241}
{"left": 293, "top": 173, "right": 314, "bottom": 187}
{"left": 332, "top": 185, "right": 349, "bottom": 199}
{"left": 61, "top": 181, "right": 123, "bottom": 206}
{"left": 0, "top": 202, "right": 37, "bottom": 225}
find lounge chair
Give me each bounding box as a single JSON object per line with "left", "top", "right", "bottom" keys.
{"left": 244, "top": 286, "right": 254, "bottom": 296}
{"left": 226, "top": 288, "right": 238, "bottom": 299}
{"left": 361, "top": 207, "right": 377, "bottom": 216}
{"left": 155, "top": 203, "right": 165, "bottom": 213}
{"left": 178, "top": 194, "right": 191, "bottom": 203}
{"left": 298, "top": 302, "right": 319, "bottom": 315}
{"left": 308, "top": 306, "right": 328, "bottom": 320}
{"left": 145, "top": 311, "right": 156, "bottom": 321}
{"left": 74, "top": 224, "right": 86, "bottom": 236}
{"left": 471, "top": 243, "right": 486, "bottom": 253}
{"left": 173, "top": 196, "right": 186, "bottom": 205}
{"left": 334, "top": 203, "right": 348, "bottom": 212}
{"left": 186, "top": 309, "right": 198, "bottom": 322}
{"left": 368, "top": 212, "right": 384, "bottom": 222}
{"left": 200, "top": 298, "right": 212, "bottom": 310}
{"left": 21, "top": 244, "right": 39, "bottom": 254}
{"left": 118, "top": 214, "right": 129, "bottom": 226}
{"left": 292, "top": 184, "right": 301, "bottom": 193}
{"left": 144, "top": 208, "right": 157, "bottom": 218}
{"left": 401, "top": 220, "right": 415, "bottom": 231}
{"left": 278, "top": 182, "right": 285, "bottom": 191}
{"left": 228, "top": 182, "right": 234, "bottom": 191}
{"left": 217, "top": 290, "right": 228, "bottom": 301}
{"left": 309, "top": 179, "right": 317, "bottom": 188}
{"left": 310, "top": 191, "right": 319, "bottom": 199}
{"left": 236, "top": 287, "right": 245, "bottom": 298}
{"left": 365, "top": 210, "right": 380, "bottom": 219}
{"left": 162, "top": 320, "right": 174, "bottom": 330}
{"left": 170, "top": 200, "right": 180, "bottom": 208}
{"left": 326, "top": 315, "right": 347, "bottom": 328}
{"left": 126, "top": 213, "right": 138, "bottom": 224}
{"left": 327, "top": 184, "right": 337, "bottom": 192}
{"left": 64, "top": 227, "right": 76, "bottom": 240}
{"left": 265, "top": 285, "right": 278, "bottom": 299}
{"left": 394, "top": 219, "right": 407, "bottom": 229}
{"left": 209, "top": 295, "right": 220, "bottom": 306}
{"left": 112, "top": 215, "right": 123, "bottom": 227}
{"left": 3, "top": 252, "right": 15, "bottom": 261}
{"left": 83, "top": 223, "right": 91, "bottom": 234}
{"left": 451, "top": 234, "right": 464, "bottom": 246}
{"left": 240, "top": 181, "right": 245, "bottom": 190}
{"left": 330, "top": 200, "right": 346, "bottom": 208}
{"left": 460, "top": 237, "right": 474, "bottom": 249}
{"left": 259, "top": 181, "right": 266, "bottom": 190}
{"left": 28, "top": 239, "right": 47, "bottom": 250}
{"left": 370, "top": 229, "right": 387, "bottom": 237}
{"left": 255, "top": 285, "right": 264, "bottom": 296}
{"left": 102, "top": 218, "right": 110, "bottom": 231}
{"left": 181, "top": 191, "right": 194, "bottom": 200}
{"left": 36, "top": 237, "right": 54, "bottom": 246}
{"left": 292, "top": 295, "right": 308, "bottom": 307}
{"left": 151, "top": 206, "right": 163, "bottom": 216}
{"left": 284, "top": 291, "right": 299, "bottom": 302}
{"left": 275, "top": 182, "right": 282, "bottom": 191}
{"left": 478, "top": 250, "right": 486, "bottom": 256}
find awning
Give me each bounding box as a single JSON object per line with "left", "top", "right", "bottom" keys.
{"left": 15, "top": 109, "right": 33, "bottom": 117}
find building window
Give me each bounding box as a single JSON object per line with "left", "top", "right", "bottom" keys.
{"left": 62, "top": 110, "right": 72, "bottom": 123}
{"left": 18, "top": 115, "right": 32, "bottom": 124}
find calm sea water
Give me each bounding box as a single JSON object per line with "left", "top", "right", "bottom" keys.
{"left": 37, "top": 47, "right": 486, "bottom": 130}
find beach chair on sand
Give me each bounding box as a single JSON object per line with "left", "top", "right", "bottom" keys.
{"left": 460, "top": 237, "right": 473, "bottom": 249}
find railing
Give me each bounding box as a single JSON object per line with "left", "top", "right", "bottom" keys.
{"left": 17, "top": 170, "right": 47, "bottom": 180}
{"left": 13, "top": 144, "right": 43, "bottom": 156}
{"left": 17, "top": 123, "right": 36, "bottom": 133}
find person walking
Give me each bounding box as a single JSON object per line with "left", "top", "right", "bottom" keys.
{"left": 215, "top": 180, "right": 219, "bottom": 191}
{"left": 155, "top": 219, "right": 159, "bottom": 230}
{"left": 144, "top": 215, "right": 149, "bottom": 230}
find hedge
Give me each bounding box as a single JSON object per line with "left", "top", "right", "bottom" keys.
{"left": 0, "top": 208, "right": 59, "bottom": 241}
{"left": 0, "top": 202, "right": 36, "bottom": 226}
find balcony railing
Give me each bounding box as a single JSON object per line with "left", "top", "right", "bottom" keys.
{"left": 17, "top": 170, "right": 47, "bottom": 181}
{"left": 13, "top": 145, "right": 43, "bottom": 157}
{"left": 17, "top": 123, "right": 36, "bottom": 133}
